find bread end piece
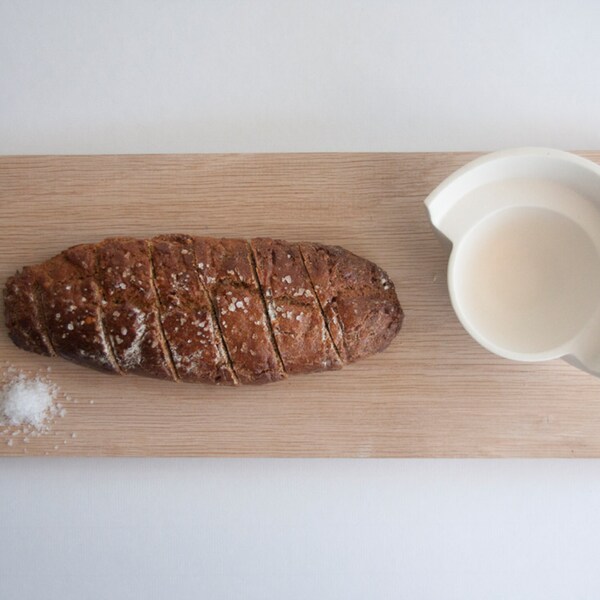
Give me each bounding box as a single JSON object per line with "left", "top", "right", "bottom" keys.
{"left": 3, "top": 267, "right": 54, "bottom": 357}
{"left": 300, "top": 243, "right": 403, "bottom": 363}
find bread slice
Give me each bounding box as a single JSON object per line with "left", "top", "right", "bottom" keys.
{"left": 36, "top": 244, "right": 119, "bottom": 373}
{"left": 150, "top": 235, "right": 235, "bottom": 385}
{"left": 250, "top": 238, "right": 342, "bottom": 374}
{"left": 96, "top": 238, "right": 176, "bottom": 380}
{"left": 193, "top": 237, "right": 286, "bottom": 385}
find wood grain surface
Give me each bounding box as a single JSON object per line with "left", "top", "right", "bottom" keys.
{"left": 1, "top": 152, "right": 600, "bottom": 457}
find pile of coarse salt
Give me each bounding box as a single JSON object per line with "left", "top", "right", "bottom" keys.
{"left": 1, "top": 367, "right": 63, "bottom": 438}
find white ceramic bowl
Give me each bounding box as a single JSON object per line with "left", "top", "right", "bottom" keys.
{"left": 425, "top": 147, "right": 600, "bottom": 375}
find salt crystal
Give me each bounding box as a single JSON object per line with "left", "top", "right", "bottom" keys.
{"left": 181, "top": 249, "right": 189, "bottom": 255}
{"left": 198, "top": 262, "right": 204, "bottom": 269}
{"left": 71, "top": 433, "right": 77, "bottom": 439}
{"left": 67, "top": 323, "right": 74, "bottom": 331}
{"left": 7, "top": 439, "right": 13, "bottom": 447}
{"left": 121, "top": 327, "right": 127, "bottom": 336}
{"left": 0, "top": 371, "right": 59, "bottom": 432}
{"left": 89, "top": 400, "right": 95, "bottom": 404}
{"left": 235, "top": 301, "right": 244, "bottom": 309}
{"left": 282, "top": 275, "right": 292, "bottom": 284}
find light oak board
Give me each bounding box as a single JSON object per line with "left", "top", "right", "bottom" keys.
{"left": 1, "top": 152, "right": 599, "bottom": 457}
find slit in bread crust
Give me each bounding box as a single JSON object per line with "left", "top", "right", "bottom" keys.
{"left": 301, "top": 244, "right": 350, "bottom": 360}
{"left": 189, "top": 240, "right": 239, "bottom": 386}
{"left": 298, "top": 244, "right": 345, "bottom": 366}
{"left": 93, "top": 251, "right": 123, "bottom": 374}
{"left": 146, "top": 241, "right": 180, "bottom": 382}
{"left": 247, "top": 241, "right": 287, "bottom": 377}
{"left": 32, "top": 278, "right": 56, "bottom": 356}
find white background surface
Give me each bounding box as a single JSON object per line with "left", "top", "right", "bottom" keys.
{"left": 1, "top": 1, "right": 600, "bottom": 598}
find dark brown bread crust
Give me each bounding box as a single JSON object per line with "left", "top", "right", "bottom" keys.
{"left": 193, "top": 237, "right": 286, "bottom": 384}
{"left": 3, "top": 236, "right": 403, "bottom": 384}
{"left": 36, "top": 245, "right": 119, "bottom": 373}
{"left": 4, "top": 267, "right": 54, "bottom": 357}
{"left": 299, "top": 243, "right": 403, "bottom": 363}
{"left": 150, "top": 235, "right": 235, "bottom": 384}
{"left": 250, "top": 238, "right": 342, "bottom": 374}
{"left": 95, "top": 238, "right": 176, "bottom": 380}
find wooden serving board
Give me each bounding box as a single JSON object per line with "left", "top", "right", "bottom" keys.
{"left": 1, "top": 152, "right": 600, "bottom": 457}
